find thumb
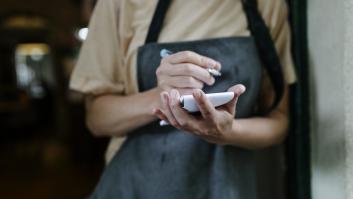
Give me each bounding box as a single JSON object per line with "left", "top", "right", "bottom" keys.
{"left": 224, "top": 84, "right": 246, "bottom": 115}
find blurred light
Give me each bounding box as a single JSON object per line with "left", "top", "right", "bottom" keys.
{"left": 30, "top": 47, "right": 45, "bottom": 61}
{"left": 15, "top": 43, "right": 50, "bottom": 88}
{"left": 3, "top": 16, "right": 47, "bottom": 29}
{"left": 30, "top": 81, "right": 45, "bottom": 98}
{"left": 77, "top": 27, "right": 89, "bottom": 41}
{"left": 16, "top": 43, "right": 50, "bottom": 56}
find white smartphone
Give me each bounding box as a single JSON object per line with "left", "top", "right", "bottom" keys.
{"left": 160, "top": 92, "right": 234, "bottom": 126}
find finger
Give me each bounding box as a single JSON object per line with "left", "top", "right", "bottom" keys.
{"left": 169, "top": 89, "right": 203, "bottom": 132}
{"left": 193, "top": 89, "right": 218, "bottom": 123}
{"left": 163, "top": 51, "right": 220, "bottom": 70}
{"left": 152, "top": 108, "right": 169, "bottom": 121}
{"left": 214, "top": 61, "right": 222, "bottom": 71}
{"left": 224, "top": 84, "right": 247, "bottom": 114}
{"left": 160, "top": 92, "right": 179, "bottom": 126}
{"left": 168, "top": 76, "right": 204, "bottom": 89}
{"left": 158, "top": 63, "right": 215, "bottom": 86}
{"left": 177, "top": 88, "right": 194, "bottom": 96}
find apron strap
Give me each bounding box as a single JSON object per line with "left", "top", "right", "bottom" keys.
{"left": 145, "top": 0, "right": 284, "bottom": 110}
{"left": 242, "top": 0, "right": 284, "bottom": 110}
{"left": 145, "top": 0, "right": 172, "bottom": 44}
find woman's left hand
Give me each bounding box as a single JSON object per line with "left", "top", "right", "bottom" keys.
{"left": 153, "top": 84, "right": 246, "bottom": 145}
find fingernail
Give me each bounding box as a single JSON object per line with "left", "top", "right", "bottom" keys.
{"left": 216, "top": 62, "right": 222, "bottom": 70}
{"left": 238, "top": 85, "right": 246, "bottom": 94}
{"left": 171, "top": 89, "right": 177, "bottom": 98}
{"left": 216, "top": 61, "right": 221, "bottom": 68}
{"left": 210, "top": 77, "right": 215, "bottom": 85}
{"left": 206, "top": 78, "right": 215, "bottom": 86}
{"left": 199, "top": 90, "right": 204, "bottom": 97}
{"left": 208, "top": 60, "right": 217, "bottom": 67}
{"left": 169, "top": 90, "right": 176, "bottom": 105}
{"left": 193, "top": 89, "right": 202, "bottom": 99}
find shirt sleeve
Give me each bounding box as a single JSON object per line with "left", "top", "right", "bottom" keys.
{"left": 261, "top": 0, "right": 297, "bottom": 85}
{"left": 69, "top": 0, "right": 125, "bottom": 95}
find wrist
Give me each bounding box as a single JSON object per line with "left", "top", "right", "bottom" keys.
{"left": 225, "top": 119, "right": 243, "bottom": 145}
{"left": 144, "top": 87, "right": 163, "bottom": 116}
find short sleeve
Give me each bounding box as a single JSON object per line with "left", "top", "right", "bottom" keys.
{"left": 261, "top": 0, "right": 297, "bottom": 84}
{"left": 70, "top": 0, "right": 125, "bottom": 95}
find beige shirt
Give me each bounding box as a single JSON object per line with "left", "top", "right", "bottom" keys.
{"left": 70, "top": 0, "right": 297, "bottom": 162}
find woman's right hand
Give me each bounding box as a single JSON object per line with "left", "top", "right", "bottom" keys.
{"left": 156, "top": 51, "right": 221, "bottom": 95}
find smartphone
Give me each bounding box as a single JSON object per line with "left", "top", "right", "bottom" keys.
{"left": 160, "top": 92, "right": 234, "bottom": 126}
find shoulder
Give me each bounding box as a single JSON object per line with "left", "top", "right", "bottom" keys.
{"left": 258, "top": 0, "right": 289, "bottom": 29}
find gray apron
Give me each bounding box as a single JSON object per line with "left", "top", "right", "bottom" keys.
{"left": 88, "top": 0, "right": 284, "bottom": 198}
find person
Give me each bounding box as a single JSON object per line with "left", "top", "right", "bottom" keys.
{"left": 70, "top": 0, "right": 296, "bottom": 198}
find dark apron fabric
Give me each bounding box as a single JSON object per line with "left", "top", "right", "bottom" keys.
{"left": 88, "top": 0, "right": 285, "bottom": 198}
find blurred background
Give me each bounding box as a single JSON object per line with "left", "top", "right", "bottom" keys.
{"left": 0, "top": 0, "right": 109, "bottom": 198}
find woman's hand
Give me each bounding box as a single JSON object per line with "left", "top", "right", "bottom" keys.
{"left": 153, "top": 85, "right": 246, "bottom": 145}
{"left": 156, "top": 51, "right": 221, "bottom": 95}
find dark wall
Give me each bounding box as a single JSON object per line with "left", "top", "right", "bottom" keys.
{"left": 0, "top": 0, "right": 82, "bottom": 47}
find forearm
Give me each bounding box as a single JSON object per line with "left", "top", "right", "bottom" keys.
{"left": 86, "top": 87, "right": 162, "bottom": 137}
{"left": 229, "top": 110, "right": 289, "bottom": 149}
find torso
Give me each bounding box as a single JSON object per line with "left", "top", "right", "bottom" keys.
{"left": 116, "top": 0, "right": 285, "bottom": 94}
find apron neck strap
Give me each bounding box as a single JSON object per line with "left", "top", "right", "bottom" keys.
{"left": 145, "top": 0, "right": 172, "bottom": 44}
{"left": 145, "top": 0, "right": 284, "bottom": 110}
{"left": 242, "top": 0, "right": 284, "bottom": 110}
